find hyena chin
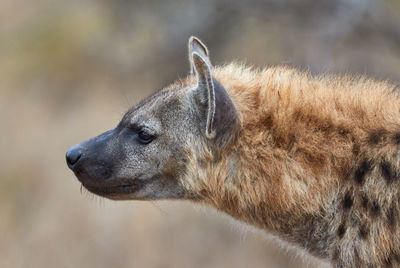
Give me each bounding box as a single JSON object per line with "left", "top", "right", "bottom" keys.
{"left": 67, "top": 37, "right": 400, "bottom": 267}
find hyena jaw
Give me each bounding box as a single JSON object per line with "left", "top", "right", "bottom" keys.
{"left": 67, "top": 37, "right": 400, "bottom": 267}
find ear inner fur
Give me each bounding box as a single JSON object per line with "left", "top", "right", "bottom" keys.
{"left": 192, "top": 52, "right": 216, "bottom": 139}
{"left": 188, "top": 36, "right": 211, "bottom": 75}
{"left": 211, "top": 78, "right": 238, "bottom": 147}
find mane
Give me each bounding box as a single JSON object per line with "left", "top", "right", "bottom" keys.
{"left": 213, "top": 63, "right": 400, "bottom": 133}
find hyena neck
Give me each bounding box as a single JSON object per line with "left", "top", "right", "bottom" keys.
{"left": 220, "top": 147, "right": 342, "bottom": 255}
{"left": 185, "top": 130, "right": 342, "bottom": 259}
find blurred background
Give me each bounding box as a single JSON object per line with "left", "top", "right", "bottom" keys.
{"left": 1, "top": 0, "right": 400, "bottom": 267}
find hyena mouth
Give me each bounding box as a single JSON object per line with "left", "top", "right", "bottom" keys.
{"left": 83, "top": 183, "right": 141, "bottom": 197}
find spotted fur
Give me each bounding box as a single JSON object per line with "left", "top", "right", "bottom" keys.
{"left": 179, "top": 63, "right": 400, "bottom": 267}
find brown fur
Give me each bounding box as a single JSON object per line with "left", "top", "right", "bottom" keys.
{"left": 178, "top": 64, "right": 400, "bottom": 267}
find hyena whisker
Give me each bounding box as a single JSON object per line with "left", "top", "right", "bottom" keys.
{"left": 148, "top": 201, "right": 168, "bottom": 215}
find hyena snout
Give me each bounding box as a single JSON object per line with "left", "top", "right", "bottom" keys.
{"left": 66, "top": 145, "right": 82, "bottom": 169}
{"left": 66, "top": 129, "right": 115, "bottom": 187}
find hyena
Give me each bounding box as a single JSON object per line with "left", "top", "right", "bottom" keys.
{"left": 66, "top": 37, "right": 400, "bottom": 267}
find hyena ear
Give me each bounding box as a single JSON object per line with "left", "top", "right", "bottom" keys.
{"left": 189, "top": 39, "right": 238, "bottom": 147}
{"left": 188, "top": 36, "right": 211, "bottom": 75}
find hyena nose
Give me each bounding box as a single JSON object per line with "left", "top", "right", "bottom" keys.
{"left": 66, "top": 145, "right": 82, "bottom": 170}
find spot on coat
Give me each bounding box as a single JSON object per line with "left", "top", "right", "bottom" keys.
{"left": 368, "top": 132, "right": 381, "bottom": 145}
{"left": 342, "top": 193, "right": 353, "bottom": 210}
{"left": 392, "top": 133, "right": 400, "bottom": 144}
{"left": 337, "top": 126, "right": 350, "bottom": 137}
{"left": 355, "top": 159, "right": 373, "bottom": 184}
{"left": 370, "top": 200, "right": 380, "bottom": 217}
{"left": 337, "top": 222, "right": 346, "bottom": 238}
{"left": 368, "top": 129, "right": 386, "bottom": 145}
{"left": 359, "top": 224, "right": 369, "bottom": 239}
{"left": 352, "top": 143, "right": 360, "bottom": 156}
{"left": 263, "top": 114, "right": 274, "bottom": 128}
{"left": 380, "top": 160, "right": 397, "bottom": 184}
{"left": 360, "top": 194, "right": 369, "bottom": 210}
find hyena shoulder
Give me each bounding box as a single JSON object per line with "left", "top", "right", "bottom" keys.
{"left": 331, "top": 134, "right": 400, "bottom": 267}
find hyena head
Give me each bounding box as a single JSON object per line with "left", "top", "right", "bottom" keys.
{"left": 66, "top": 37, "right": 238, "bottom": 200}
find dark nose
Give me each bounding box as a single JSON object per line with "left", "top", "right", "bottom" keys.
{"left": 66, "top": 145, "right": 82, "bottom": 170}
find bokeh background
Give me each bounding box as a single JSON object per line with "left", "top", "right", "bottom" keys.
{"left": 1, "top": 0, "right": 400, "bottom": 267}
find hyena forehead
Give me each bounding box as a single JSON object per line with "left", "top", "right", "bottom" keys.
{"left": 121, "top": 85, "right": 192, "bottom": 130}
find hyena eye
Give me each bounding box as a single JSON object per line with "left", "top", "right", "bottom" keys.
{"left": 137, "top": 130, "right": 154, "bottom": 144}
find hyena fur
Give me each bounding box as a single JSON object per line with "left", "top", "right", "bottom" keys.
{"left": 66, "top": 37, "right": 400, "bottom": 267}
